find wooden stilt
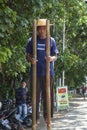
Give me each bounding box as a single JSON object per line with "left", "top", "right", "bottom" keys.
{"left": 46, "top": 20, "right": 51, "bottom": 130}
{"left": 32, "top": 20, "right": 37, "bottom": 130}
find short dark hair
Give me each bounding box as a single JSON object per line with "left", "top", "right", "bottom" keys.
{"left": 21, "top": 79, "right": 27, "bottom": 83}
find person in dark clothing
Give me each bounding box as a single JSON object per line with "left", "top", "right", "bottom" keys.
{"left": 82, "top": 85, "right": 86, "bottom": 100}
{"left": 26, "top": 19, "right": 59, "bottom": 123}
{"left": 15, "top": 80, "right": 29, "bottom": 121}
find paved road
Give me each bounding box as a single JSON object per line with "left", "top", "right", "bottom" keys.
{"left": 27, "top": 96, "right": 87, "bottom": 130}
{"left": 51, "top": 97, "right": 87, "bottom": 130}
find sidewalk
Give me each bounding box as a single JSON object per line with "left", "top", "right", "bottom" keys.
{"left": 51, "top": 96, "right": 87, "bottom": 130}
{"left": 28, "top": 95, "right": 87, "bottom": 130}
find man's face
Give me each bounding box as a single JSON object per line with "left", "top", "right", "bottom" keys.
{"left": 37, "top": 26, "right": 46, "bottom": 39}
{"left": 21, "top": 82, "right": 26, "bottom": 88}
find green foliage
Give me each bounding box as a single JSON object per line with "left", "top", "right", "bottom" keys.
{"left": 0, "top": 1, "right": 16, "bottom": 41}
{"left": 0, "top": 84, "right": 10, "bottom": 100}
{"left": 55, "top": 0, "right": 87, "bottom": 87}
{"left": 0, "top": 46, "right": 12, "bottom": 63}
{"left": 2, "top": 45, "right": 30, "bottom": 77}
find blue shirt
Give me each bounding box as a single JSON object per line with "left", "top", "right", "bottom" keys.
{"left": 26, "top": 37, "right": 59, "bottom": 76}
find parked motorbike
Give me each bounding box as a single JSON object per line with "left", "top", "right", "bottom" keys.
{"left": 0, "top": 107, "right": 18, "bottom": 130}
{"left": 0, "top": 98, "right": 32, "bottom": 129}
{"left": 0, "top": 99, "right": 21, "bottom": 130}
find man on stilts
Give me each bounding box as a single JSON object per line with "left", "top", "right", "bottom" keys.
{"left": 26, "top": 19, "right": 59, "bottom": 129}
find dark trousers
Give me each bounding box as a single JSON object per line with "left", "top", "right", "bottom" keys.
{"left": 30, "top": 76, "right": 54, "bottom": 120}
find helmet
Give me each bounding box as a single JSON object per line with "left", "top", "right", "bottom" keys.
{"left": 37, "top": 19, "right": 47, "bottom": 26}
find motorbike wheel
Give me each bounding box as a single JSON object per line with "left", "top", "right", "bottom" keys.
{"left": 23, "top": 116, "right": 32, "bottom": 128}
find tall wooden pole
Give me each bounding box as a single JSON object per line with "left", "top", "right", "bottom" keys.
{"left": 62, "top": 4, "right": 65, "bottom": 87}
{"left": 46, "top": 20, "right": 51, "bottom": 130}
{"left": 32, "top": 20, "right": 37, "bottom": 130}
